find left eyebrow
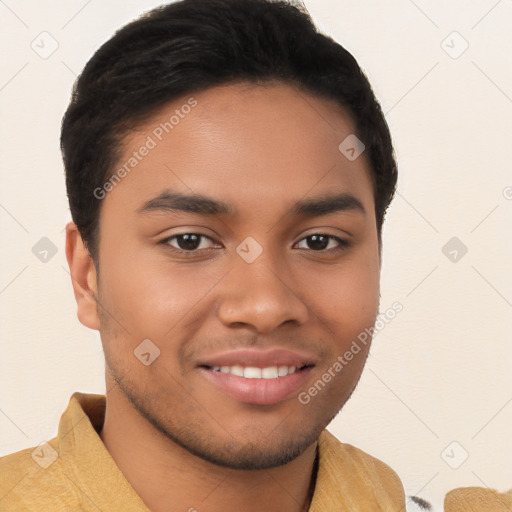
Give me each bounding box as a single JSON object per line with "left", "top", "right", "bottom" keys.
{"left": 289, "top": 192, "right": 366, "bottom": 217}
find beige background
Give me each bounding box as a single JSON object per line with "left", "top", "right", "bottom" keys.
{"left": 1, "top": 1, "right": 511, "bottom": 509}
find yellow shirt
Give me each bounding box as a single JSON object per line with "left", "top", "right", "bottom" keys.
{"left": 0, "top": 391, "right": 406, "bottom": 511}
{"left": 444, "top": 487, "right": 512, "bottom": 512}
{"left": 4, "top": 393, "right": 510, "bottom": 511}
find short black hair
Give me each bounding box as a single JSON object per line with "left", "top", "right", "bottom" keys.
{"left": 61, "top": 0, "right": 397, "bottom": 263}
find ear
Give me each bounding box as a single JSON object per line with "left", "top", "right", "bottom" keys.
{"left": 65, "top": 221, "right": 100, "bottom": 330}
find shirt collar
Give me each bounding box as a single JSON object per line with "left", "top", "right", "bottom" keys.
{"left": 59, "top": 392, "right": 404, "bottom": 511}
{"left": 58, "top": 391, "right": 149, "bottom": 510}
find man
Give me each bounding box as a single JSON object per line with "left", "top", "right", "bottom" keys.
{"left": 0, "top": 0, "right": 430, "bottom": 510}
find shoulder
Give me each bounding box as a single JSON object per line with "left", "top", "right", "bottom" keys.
{"left": 0, "top": 439, "right": 80, "bottom": 511}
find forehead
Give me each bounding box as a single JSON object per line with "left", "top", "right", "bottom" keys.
{"left": 103, "top": 82, "right": 374, "bottom": 219}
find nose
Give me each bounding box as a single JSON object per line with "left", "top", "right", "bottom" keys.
{"left": 216, "top": 251, "right": 309, "bottom": 334}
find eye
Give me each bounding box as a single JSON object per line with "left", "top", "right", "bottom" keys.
{"left": 161, "top": 233, "right": 219, "bottom": 252}
{"left": 295, "top": 234, "right": 349, "bottom": 252}
{"left": 159, "top": 232, "right": 350, "bottom": 255}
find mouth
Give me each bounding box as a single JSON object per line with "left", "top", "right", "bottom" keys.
{"left": 197, "top": 348, "right": 317, "bottom": 405}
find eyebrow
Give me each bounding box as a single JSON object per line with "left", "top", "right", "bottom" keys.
{"left": 290, "top": 192, "right": 365, "bottom": 217}
{"left": 137, "top": 190, "right": 366, "bottom": 217}
{"left": 138, "top": 191, "right": 234, "bottom": 216}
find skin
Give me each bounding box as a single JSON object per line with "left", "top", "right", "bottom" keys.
{"left": 66, "top": 82, "right": 381, "bottom": 512}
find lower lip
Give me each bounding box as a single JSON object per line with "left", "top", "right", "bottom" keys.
{"left": 199, "top": 367, "right": 313, "bottom": 405}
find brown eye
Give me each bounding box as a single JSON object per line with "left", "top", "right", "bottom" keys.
{"left": 174, "top": 234, "right": 202, "bottom": 250}
{"left": 161, "top": 233, "right": 217, "bottom": 252}
{"left": 296, "top": 234, "right": 349, "bottom": 251}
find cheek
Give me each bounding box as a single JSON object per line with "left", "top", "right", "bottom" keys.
{"left": 97, "top": 247, "right": 223, "bottom": 340}
{"left": 313, "top": 253, "right": 380, "bottom": 331}
{"left": 305, "top": 258, "right": 379, "bottom": 406}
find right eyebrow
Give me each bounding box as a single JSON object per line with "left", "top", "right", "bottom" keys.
{"left": 137, "top": 190, "right": 235, "bottom": 216}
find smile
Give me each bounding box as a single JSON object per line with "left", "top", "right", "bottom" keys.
{"left": 209, "top": 365, "right": 300, "bottom": 378}
{"left": 200, "top": 364, "right": 313, "bottom": 405}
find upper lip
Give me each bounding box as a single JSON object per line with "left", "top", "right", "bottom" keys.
{"left": 198, "top": 348, "right": 319, "bottom": 369}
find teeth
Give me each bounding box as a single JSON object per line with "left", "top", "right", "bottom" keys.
{"left": 230, "top": 365, "right": 244, "bottom": 377}
{"left": 244, "top": 367, "right": 262, "bottom": 378}
{"left": 278, "top": 365, "right": 289, "bottom": 376}
{"left": 261, "top": 367, "right": 278, "bottom": 379}
{"left": 210, "top": 365, "right": 299, "bottom": 378}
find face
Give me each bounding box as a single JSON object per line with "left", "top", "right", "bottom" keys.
{"left": 90, "top": 82, "right": 380, "bottom": 469}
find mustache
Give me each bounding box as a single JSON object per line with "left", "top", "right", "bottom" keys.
{"left": 179, "top": 333, "right": 329, "bottom": 362}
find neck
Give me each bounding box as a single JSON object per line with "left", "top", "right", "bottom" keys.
{"left": 99, "top": 384, "right": 319, "bottom": 512}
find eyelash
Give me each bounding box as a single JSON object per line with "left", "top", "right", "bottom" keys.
{"left": 159, "top": 233, "right": 350, "bottom": 256}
